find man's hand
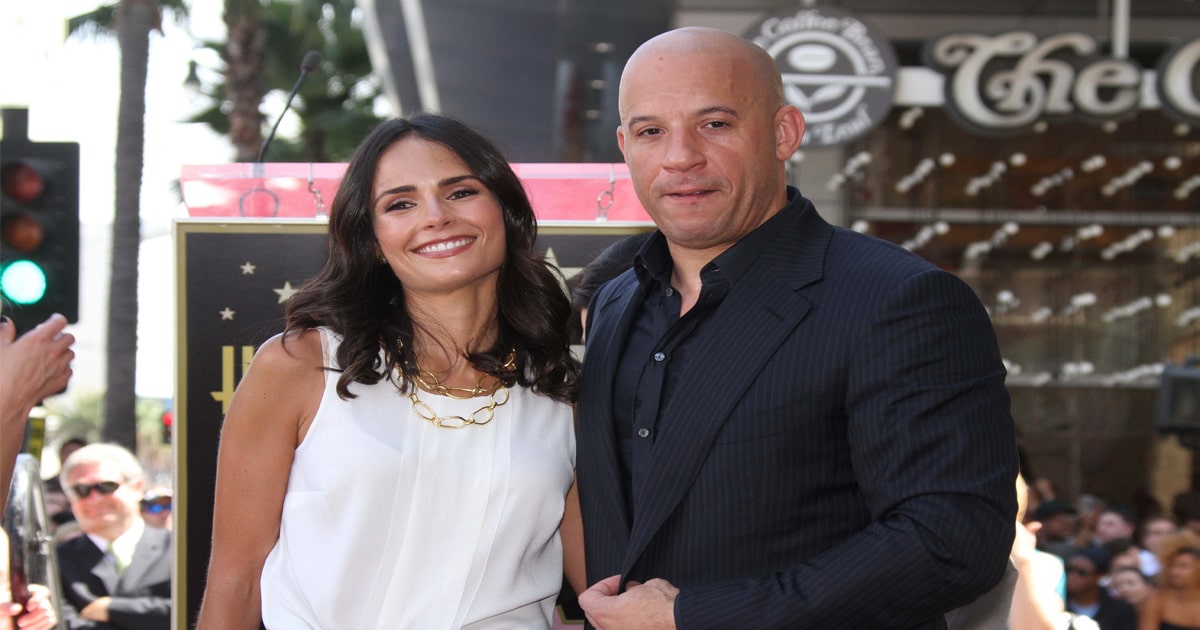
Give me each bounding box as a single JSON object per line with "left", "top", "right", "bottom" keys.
{"left": 3, "top": 584, "right": 58, "bottom": 630}
{"left": 0, "top": 314, "right": 74, "bottom": 509}
{"left": 0, "top": 314, "right": 74, "bottom": 409}
{"left": 80, "top": 596, "right": 111, "bottom": 622}
{"left": 579, "top": 574, "right": 679, "bottom": 630}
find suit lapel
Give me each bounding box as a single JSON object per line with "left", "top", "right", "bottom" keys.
{"left": 580, "top": 272, "right": 646, "bottom": 535}
{"left": 622, "top": 199, "right": 833, "bottom": 574}
{"left": 81, "top": 538, "right": 120, "bottom": 595}
{"left": 118, "top": 527, "right": 166, "bottom": 590}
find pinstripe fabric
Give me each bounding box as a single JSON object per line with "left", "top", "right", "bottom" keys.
{"left": 577, "top": 194, "right": 1018, "bottom": 629}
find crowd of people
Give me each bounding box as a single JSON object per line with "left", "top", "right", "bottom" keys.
{"left": 1018, "top": 477, "right": 1200, "bottom": 630}
{"left": 2, "top": 24, "right": 1199, "bottom": 630}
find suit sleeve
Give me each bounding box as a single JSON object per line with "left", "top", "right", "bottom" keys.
{"left": 57, "top": 597, "right": 169, "bottom": 630}
{"left": 58, "top": 600, "right": 116, "bottom": 630}
{"left": 56, "top": 545, "right": 115, "bottom": 630}
{"left": 106, "top": 596, "right": 172, "bottom": 630}
{"left": 674, "top": 267, "right": 1018, "bottom": 629}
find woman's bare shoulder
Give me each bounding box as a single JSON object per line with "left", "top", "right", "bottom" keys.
{"left": 225, "top": 329, "right": 327, "bottom": 430}
{"left": 240, "top": 329, "right": 328, "bottom": 392}
{"left": 256, "top": 329, "right": 324, "bottom": 366}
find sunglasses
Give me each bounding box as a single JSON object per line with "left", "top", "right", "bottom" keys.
{"left": 70, "top": 481, "right": 121, "bottom": 499}
{"left": 141, "top": 499, "right": 171, "bottom": 514}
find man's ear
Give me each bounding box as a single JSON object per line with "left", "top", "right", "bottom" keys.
{"left": 775, "top": 105, "right": 805, "bottom": 161}
{"left": 616, "top": 125, "right": 627, "bottom": 157}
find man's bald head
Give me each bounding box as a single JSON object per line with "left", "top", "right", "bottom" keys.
{"left": 619, "top": 27, "right": 785, "bottom": 118}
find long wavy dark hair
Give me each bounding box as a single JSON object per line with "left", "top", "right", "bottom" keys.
{"left": 285, "top": 114, "right": 578, "bottom": 404}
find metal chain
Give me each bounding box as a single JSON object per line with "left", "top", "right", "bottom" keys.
{"left": 408, "top": 385, "right": 510, "bottom": 429}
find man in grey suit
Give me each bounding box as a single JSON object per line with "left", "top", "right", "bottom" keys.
{"left": 56, "top": 443, "right": 170, "bottom": 629}
{"left": 576, "top": 27, "right": 1018, "bottom": 629}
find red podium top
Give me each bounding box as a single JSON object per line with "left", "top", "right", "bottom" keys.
{"left": 180, "top": 162, "right": 653, "bottom": 223}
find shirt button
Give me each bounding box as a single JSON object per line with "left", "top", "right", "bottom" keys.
{"left": 637, "top": 428, "right": 650, "bottom": 438}
{"left": 653, "top": 352, "right": 666, "bottom": 362}
{"left": 665, "top": 287, "right": 674, "bottom": 297}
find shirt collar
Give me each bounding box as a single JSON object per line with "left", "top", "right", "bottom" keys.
{"left": 88, "top": 517, "right": 144, "bottom": 557}
{"left": 633, "top": 230, "right": 671, "bottom": 289}
{"left": 710, "top": 187, "right": 800, "bottom": 285}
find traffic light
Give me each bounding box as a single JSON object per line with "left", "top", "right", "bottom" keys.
{"left": 0, "top": 108, "right": 80, "bottom": 323}
{"left": 161, "top": 410, "right": 173, "bottom": 444}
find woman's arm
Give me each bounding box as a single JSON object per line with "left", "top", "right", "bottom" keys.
{"left": 1007, "top": 521, "right": 1065, "bottom": 630}
{"left": 562, "top": 477, "right": 587, "bottom": 596}
{"left": 195, "top": 331, "right": 325, "bottom": 630}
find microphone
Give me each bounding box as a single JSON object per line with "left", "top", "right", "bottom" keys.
{"left": 256, "top": 50, "right": 323, "bottom": 163}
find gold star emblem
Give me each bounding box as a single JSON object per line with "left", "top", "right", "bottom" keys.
{"left": 274, "top": 281, "right": 299, "bottom": 304}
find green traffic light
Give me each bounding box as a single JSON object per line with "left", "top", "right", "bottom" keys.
{"left": 0, "top": 259, "right": 48, "bottom": 304}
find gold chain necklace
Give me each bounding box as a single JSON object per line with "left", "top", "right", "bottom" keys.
{"left": 408, "top": 384, "right": 510, "bottom": 429}
{"left": 397, "top": 338, "right": 516, "bottom": 429}
{"left": 410, "top": 369, "right": 492, "bottom": 399}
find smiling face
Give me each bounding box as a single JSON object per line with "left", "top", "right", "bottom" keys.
{"left": 371, "top": 137, "right": 507, "bottom": 298}
{"left": 65, "top": 461, "right": 143, "bottom": 541}
{"left": 616, "top": 28, "right": 804, "bottom": 259}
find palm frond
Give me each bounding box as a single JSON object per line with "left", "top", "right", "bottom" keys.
{"left": 67, "top": 6, "right": 118, "bottom": 38}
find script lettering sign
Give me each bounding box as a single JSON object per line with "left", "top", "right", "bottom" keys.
{"left": 1157, "top": 38, "right": 1200, "bottom": 125}
{"left": 927, "top": 31, "right": 1199, "bottom": 134}
{"left": 926, "top": 31, "right": 1142, "bottom": 135}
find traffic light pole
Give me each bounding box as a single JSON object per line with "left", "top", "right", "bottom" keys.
{"left": 2, "top": 108, "right": 30, "bottom": 144}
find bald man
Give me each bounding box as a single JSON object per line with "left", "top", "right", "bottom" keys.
{"left": 575, "top": 27, "right": 1017, "bottom": 629}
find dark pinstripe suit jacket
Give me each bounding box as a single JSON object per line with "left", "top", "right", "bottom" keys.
{"left": 577, "top": 193, "right": 1018, "bottom": 629}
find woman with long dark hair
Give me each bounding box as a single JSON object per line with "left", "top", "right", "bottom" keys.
{"left": 197, "top": 115, "right": 582, "bottom": 629}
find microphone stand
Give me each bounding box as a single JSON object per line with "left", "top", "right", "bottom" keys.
{"left": 256, "top": 67, "right": 312, "bottom": 164}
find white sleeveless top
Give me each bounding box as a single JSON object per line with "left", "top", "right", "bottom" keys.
{"left": 260, "top": 328, "right": 576, "bottom": 629}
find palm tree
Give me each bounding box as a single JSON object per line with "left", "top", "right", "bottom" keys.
{"left": 69, "top": 0, "right": 188, "bottom": 450}
{"left": 190, "top": 0, "right": 384, "bottom": 163}
{"left": 221, "top": 0, "right": 268, "bottom": 162}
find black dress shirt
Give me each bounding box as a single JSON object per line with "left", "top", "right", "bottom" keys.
{"left": 612, "top": 188, "right": 802, "bottom": 514}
